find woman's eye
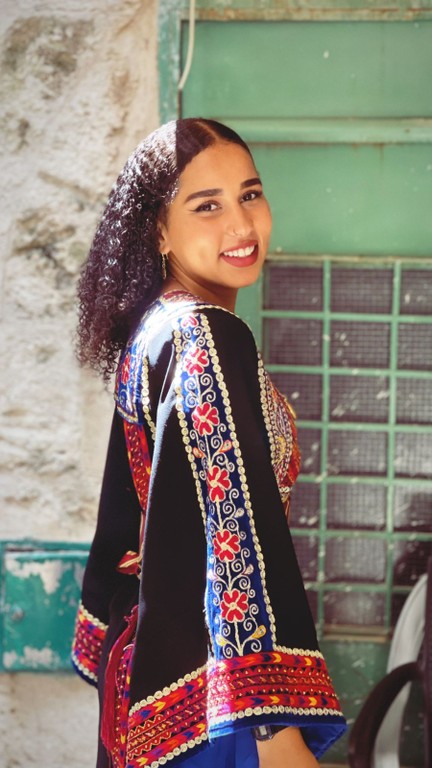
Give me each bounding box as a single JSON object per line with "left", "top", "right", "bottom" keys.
{"left": 194, "top": 201, "right": 219, "bottom": 213}
{"left": 242, "top": 189, "right": 263, "bottom": 203}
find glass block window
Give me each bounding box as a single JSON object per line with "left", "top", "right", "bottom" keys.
{"left": 264, "top": 318, "right": 322, "bottom": 366}
{"left": 262, "top": 258, "right": 432, "bottom": 634}
{"left": 330, "top": 321, "right": 391, "bottom": 368}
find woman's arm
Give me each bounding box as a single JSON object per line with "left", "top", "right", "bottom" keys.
{"left": 71, "top": 409, "right": 141, "bottom": 685}
{"left": 257, "top": 727, "right": 320, "bottom": 768}
{"left": 169, "top": 306, "right": 345, "bottom": 755}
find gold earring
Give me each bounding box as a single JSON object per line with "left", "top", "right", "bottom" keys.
{"left": 160, "top": 253, "right": 168, "bottom": 280}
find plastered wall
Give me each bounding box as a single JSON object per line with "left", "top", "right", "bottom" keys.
{"left": 0, "top": 1, "right": 159, "bottom": 764}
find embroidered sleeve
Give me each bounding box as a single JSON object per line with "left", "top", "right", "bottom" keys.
{"left": 173, "top": 308, "right": 309, "bottom": 656}
{"left": 174, "top": 309, "right": 277, "bottom": 656}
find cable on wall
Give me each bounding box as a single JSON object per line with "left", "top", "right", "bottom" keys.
{"left": 178, "top": 0, "right": 196, "bottom": 93}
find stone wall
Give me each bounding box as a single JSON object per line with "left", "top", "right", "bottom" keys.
{"left": 0, "top": 0, "right": 159, "bottom": 764}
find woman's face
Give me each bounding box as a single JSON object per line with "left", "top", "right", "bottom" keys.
{"left": 158, "top": 141, "right": 272, "bottom": 309}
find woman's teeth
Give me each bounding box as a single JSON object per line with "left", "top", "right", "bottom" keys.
{"left": 221, "top": 245, "right": 255, "bottom": 258}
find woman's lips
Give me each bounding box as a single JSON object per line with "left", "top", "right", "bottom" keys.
{"left": 219, "top": 243, "right": 259, "bottom": 268}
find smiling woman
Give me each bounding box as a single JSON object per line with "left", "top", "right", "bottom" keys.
{"left": 72, "top": 119, "right": 346, "bottom": 768}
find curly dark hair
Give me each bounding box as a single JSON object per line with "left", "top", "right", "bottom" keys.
{"left": 76, "top": 118, "right": 252, "bottom": 380}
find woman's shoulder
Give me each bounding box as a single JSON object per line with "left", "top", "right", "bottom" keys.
{"left": 157, "top": 290, "right": 256, "bottom": 345}
{"left": 118, "top": 291, "right": 249, "bottom": 365}
{"left": 116, "top": 292, "right": 258, "bottom": 418}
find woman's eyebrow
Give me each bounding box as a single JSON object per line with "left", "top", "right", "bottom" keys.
{"left": 184, "top": 177, "right": 262, "bottom": 204}
{"left": 241, "top": 176, "right": 262, "bottom": 189}
{"left": 184, "top": 188, "right": 222, "bottom": 203}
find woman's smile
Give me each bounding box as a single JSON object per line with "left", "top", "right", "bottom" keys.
{"left": 219, "top": 241, "right": 259, "bottom": 267}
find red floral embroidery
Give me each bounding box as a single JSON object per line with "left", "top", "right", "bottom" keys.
{"left": 181, "top": 314, "right": 199, "bottom": 329}
{"left": 214, "top": 530, "right": 240, "bottom": 562}
{"left": 121, "top": 353, "right": 131, "bottom": 385}
{"left": 207, "top": 466, "right": 231, "bottom": 502}
{"left": 221, "top": 589, "right": 249, "bottom": 622}
{"left": 184, "top": 346, "right": 209, "bottom": 375}
{"left": 192, "top": 402, "right": 219, "bottom": 436}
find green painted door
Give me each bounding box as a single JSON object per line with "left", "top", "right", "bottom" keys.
{"left": 160, "top": 2, "right": 432, "bottom": 763}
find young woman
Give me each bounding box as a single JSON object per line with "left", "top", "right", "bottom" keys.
{"left": 72, "top": 118, "right": 346, "bottom": 768}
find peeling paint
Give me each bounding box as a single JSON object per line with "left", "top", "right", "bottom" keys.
{"left": 3, "top": 645, "right": 61, "bottom": 670}
{"left": 6, "top": 556, "right": 65, "bottom": 595}
{"left": 191, "top": 3, "right": 432, "bottom": 23}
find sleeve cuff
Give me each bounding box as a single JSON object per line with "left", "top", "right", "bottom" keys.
{"left": 71, "top": 602, "right": 108, "bottom": 685}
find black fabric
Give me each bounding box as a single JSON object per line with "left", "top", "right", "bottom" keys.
{"left": 79, "top": 299, "right": 341, "bottom": 765}
{"left": 81, "top": 411, "right": 141, "bottom": 626}
{"left": 205, "top": 309, "right": 317, "bottom": 650}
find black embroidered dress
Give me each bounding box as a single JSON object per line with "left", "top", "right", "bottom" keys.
{"left": 72, "top": 291, "right": 346, "bottom": 767}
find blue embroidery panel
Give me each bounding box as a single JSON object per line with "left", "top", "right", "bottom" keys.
{"left": 175, "top": 311, "right": 275, "bottom": 661}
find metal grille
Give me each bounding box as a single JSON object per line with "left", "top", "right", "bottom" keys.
{"left": 263, "top": 258, "right": 432, "bottom": 634}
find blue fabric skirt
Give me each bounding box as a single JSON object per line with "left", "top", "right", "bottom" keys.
{"left": 180, "top": 730, "right": 259, "bottom": 768}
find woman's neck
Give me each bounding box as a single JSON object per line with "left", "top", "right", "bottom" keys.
{"left": 161, "top": 276, "right": 237, "bottom": 312}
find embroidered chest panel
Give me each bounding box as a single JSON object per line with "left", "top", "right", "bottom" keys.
{"left": 260, "top": 365, "right": 301, "bottom": 505}
{"left": 116, "top": 422, "right": 152, "bottom": 578}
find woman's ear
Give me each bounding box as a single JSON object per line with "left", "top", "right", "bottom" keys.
{"left": 157, "top": 220, "right": 170, "bottom": 255}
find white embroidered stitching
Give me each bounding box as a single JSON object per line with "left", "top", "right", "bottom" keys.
{"left": 173, "top": 311, "right": 277, "bottom": 655}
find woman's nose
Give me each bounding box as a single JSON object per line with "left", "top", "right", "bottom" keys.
{"left": 227, "top": 204, "right": 253, "bottom": 237}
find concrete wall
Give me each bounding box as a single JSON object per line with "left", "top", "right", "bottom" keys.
{"left": 0, "top": 0, "right": 159, "bottom": 764}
